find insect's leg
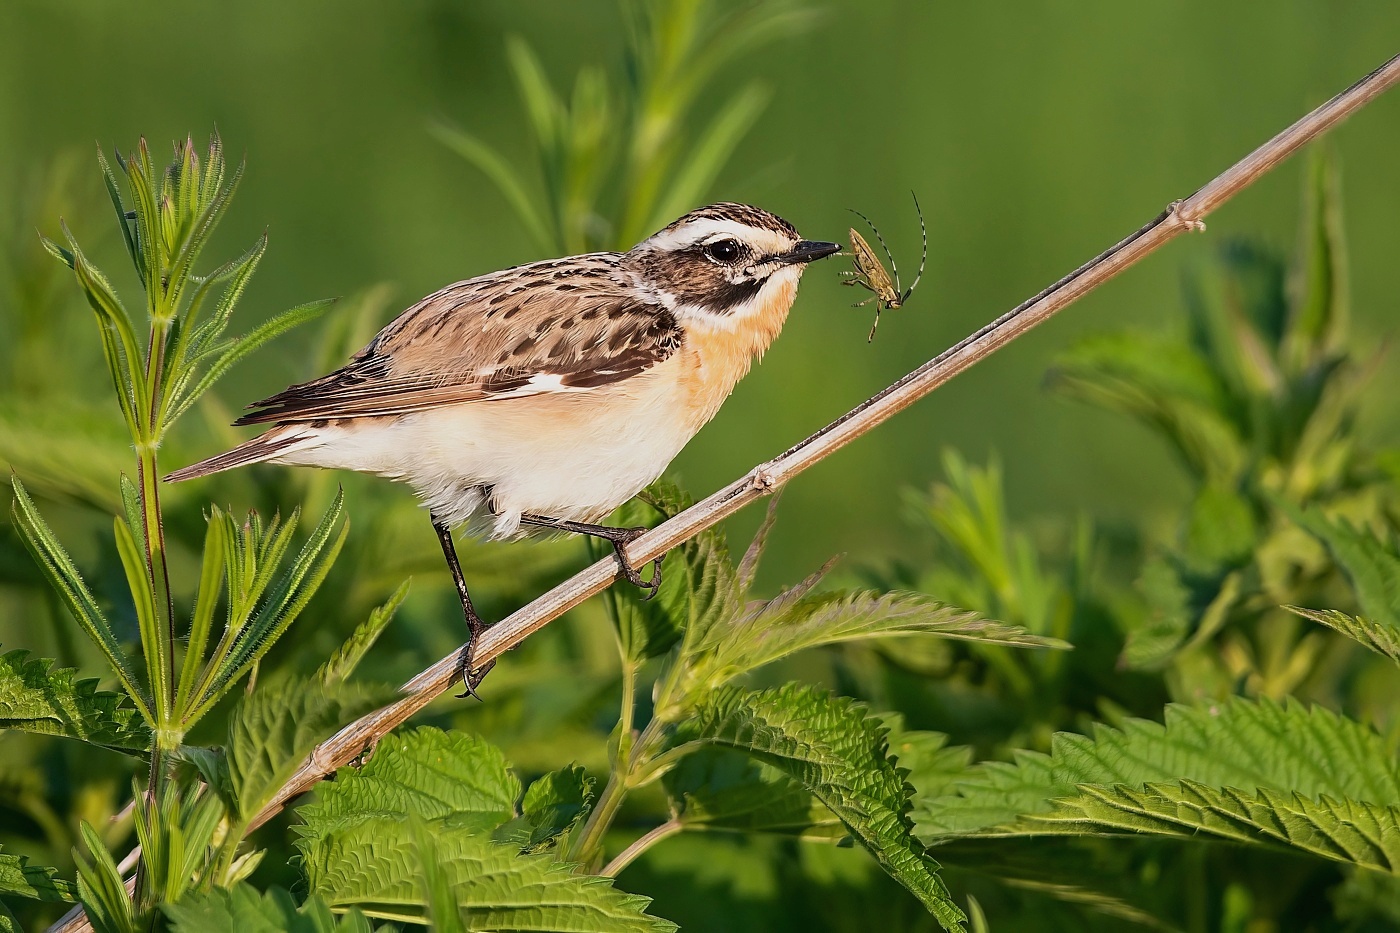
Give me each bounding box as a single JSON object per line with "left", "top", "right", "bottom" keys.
{"left": 520, "top": 514, "right": 664, "bottom": 599}
{"left": 851, "top": 296, "right": 877, "bottom": 308}
{"left": 432, "top": 515, "right": 496, "bottom": 699}
{"left": 868, "top": 309, "right": 882, "bottom": 343}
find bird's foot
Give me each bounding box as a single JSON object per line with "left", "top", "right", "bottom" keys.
{"left": 608, "top": 526, "right": 664, "bottom": 600}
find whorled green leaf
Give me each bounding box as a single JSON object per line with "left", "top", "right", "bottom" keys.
{"left": 0, "top": 845, "right": 76, "bottom": 903}
{"left": 1027, "top": 781, "right": 1400, "bottom": 874}
{"left": 165, "top": 884, "right": 374, "bottom": 933}
{"left": 304, "top": 817, "right": 675, "bottom": 932}
{"left": 316, "top": 580, "right": 410, "bottom": 687}
{"left": 8, "top": 476, "right": 152, "bottom": 724}
{"left": 0, "top": 648, "right": 149, "bottom": 752}
{"left": 917, "top": 698, "right": 1400, "bottom": 840}
{"left": 495, "top": 765, "right": 598, "bottom": 852}
{"left": 193, "top": 491, "right": 349, "bottom": 717}
{"left": 673, "top": 684, "right": 966, "bottom": 931}
{"left": 663, "top": 747, "right": 843, "bottom": 840}
{"left": 296, "top": 728, "right": 521, "bottom": 846}
{"left": 227, "top": 677, "right": 387, "bottom": 826}
{"left": 75, "top": 822, "right": 138, "bottom": 933}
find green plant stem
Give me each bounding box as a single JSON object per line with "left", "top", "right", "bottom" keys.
{"left": 600, "top": 819, "right": 682, "bottom": 877}
{"left": 568, "top": 713, "right": 670, "bottom": 869}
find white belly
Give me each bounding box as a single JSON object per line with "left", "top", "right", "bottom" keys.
{"left": 271, "top": 366, "right": 696, "bottom": 537}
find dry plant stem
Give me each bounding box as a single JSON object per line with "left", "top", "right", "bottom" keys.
{"left": 245, "top": 49, "right": 1400, "bottom": 836}
{"left": 47, "top": 47, "right": 1400, "bottom": 933}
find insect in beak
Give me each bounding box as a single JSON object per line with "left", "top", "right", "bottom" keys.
{"left": 838, "top": 192, "right": 928, "bottom": 342}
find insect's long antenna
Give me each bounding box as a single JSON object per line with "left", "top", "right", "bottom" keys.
{"left": 848, "top": 207, "right": 900, "bottom": 289}
{"left": 903, "top": 190, "right": 927, "bottom": 301}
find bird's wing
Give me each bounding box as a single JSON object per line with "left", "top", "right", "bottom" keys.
{"left": 234, "top": 255, "right": 682, "bottom": 425}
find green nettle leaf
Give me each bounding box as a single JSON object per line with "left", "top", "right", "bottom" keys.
{"left": 496, "top": 765, "right": 598, "bottom": 852}
{"left": 0, "top": 846, "right": 77, "bottom": 903}
{"left": 1031, "top": 781, "right": 1400, "bottom": 873}
{"left": 1284, "top": 504, "right": 1400, "bottom": 661}
{"left": 226, "top": 677, "right": 387, "bottom": 826}
{"left": 673, "top": 684, "right": 966, "bottom": 931}
{"left": 296, "top": 728, "right": 521, "bottom": 846}
{"left": 304, "top": 818, "right": 676, "bottom": 932}
{"left": 297, "top": 730, "right": 673, "bottom": 930}
{"left": 690, "top": 587, "right": 1063, "bottom": 690}
{"left": 886, "top": 725, "right": 973, "bottom": 803}
{"left": 917, "top": 698, "right": 1400, "bottom": 843}
{"left": 165, "top": 884, "right": 374, "bottom": 933}
{"left": 74, "top": 822, "right": 138, "bottom": 933}
{"left": 0, "top": 648, "right": 150, "bottom": 752}
{"left": 663, "top": 747, "right": 844, "bottom": 840}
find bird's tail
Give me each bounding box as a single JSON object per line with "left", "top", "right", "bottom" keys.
{"left": 165, "top": 427, "right": 307, "bottom": 483}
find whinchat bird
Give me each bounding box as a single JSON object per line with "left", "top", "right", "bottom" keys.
{"left": 167, "top": 203, "right": 840, "bottom": 694}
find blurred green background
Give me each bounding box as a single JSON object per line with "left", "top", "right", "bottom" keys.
{"left": 4, "top": 2, "right": 1400, "bottom": 930}
{"left": 2, "top": 1, "right": 1397, "bottom": 584}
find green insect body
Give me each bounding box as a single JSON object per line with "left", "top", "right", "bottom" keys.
{"left": 839, "top": 192, "right": 927, "bottom": 342}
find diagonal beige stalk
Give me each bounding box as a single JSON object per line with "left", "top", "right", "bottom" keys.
{"left": 48, "top": 45, "right": 1400, "bottom": 933}
{"left": 245, "top": 49, "right": 1400, "bottom": 837}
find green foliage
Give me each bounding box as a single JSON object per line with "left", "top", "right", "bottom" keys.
{"left": 673, "top": 684, "right": 967, "bottom": 930}
{"left": 165, "top": 886, "right": 375, "bottom": 933}
{"left": 0, "top": 648, "right": 149, "bottom": 752}
{"left": 295, "top": 728, "right": 674, "bottom": 931}
{"left": 497, "top": 766, "right": 599, "bottom": 853}
{"left": 0, "top": 846, "right": 76, "bottom": 902}
{"left": 918, "top": 698, "right": 1400, "bottom": 866}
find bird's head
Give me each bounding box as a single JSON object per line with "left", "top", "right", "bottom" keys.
{"left": 626, "top": 203, "right": 839, "bottom": 327}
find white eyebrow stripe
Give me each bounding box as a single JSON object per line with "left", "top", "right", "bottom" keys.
{"left": 641, "top": 219, "right": 761, "bottom": 253}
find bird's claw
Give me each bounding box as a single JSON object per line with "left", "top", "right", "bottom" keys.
{"left": 613, "top": 528, "right": 664, "bottom": 599}
{"left": 453, "top": 640, "right": 496, "bottom": 700}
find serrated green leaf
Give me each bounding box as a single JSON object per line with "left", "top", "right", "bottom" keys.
{"left": 663, "top": 747, "right": 842, "bottom": 839}
{"left": 227, "top": 677, "right": 386, "bottom": 826}
{"left": 1030, "top": 781, "right": 1400, "bottom": 874}
{"left": 1286, "top": 606, "right": 1400, "bottom": 664}
{"left": 304, "top": 818, "right": 675, "bottom": 932}
{"left": 674, "top": 684, "right": 966, "bottom": 931}
{"left": 691, "top": 588, "right": 1060, "bottom": 690}
{"left": 8, "top": 476, "right": 152, "bottom": 724}
{"left": 496, "top": 765, "right": 598, "bottom": 852}
{"left": 0, "top": 845, "right": 76, "bottom": 902}
{"left": 1286, "top": 504, "right": 1400, "bottom": 630}
{"left": 165, "top": 884, "right": 374, "bottom": 933}
{"left": 296, "top": 728, "right": 521, "bottom": 846}
{"left": 917, "top": 698, "right": 1400, "bottom": 840}
{"left": 317, "top": 579, "right": 409, "bottom": 687}
{"left": 0, "top": 648, "right": 149, "bottom": 752}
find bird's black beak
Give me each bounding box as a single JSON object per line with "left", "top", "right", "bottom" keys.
{"left": 778, "top": 240, "right": 842, "bottom": 264}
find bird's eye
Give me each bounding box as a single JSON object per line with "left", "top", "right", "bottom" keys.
{"left": 704, "top": 238, "right": 741, "bottom": 263}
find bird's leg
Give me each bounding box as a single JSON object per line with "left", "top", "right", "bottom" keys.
{"left": 520, "top": 514, "right": 664, "bottom": 600}
{"left": 431, "top": 516, "right": 496, "bottom": 699}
